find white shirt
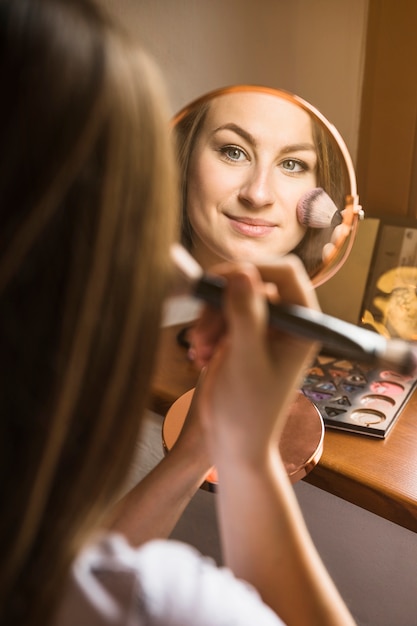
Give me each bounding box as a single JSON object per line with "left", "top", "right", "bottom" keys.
{"left": 54, "top": 533, "right": 285, "bottom": 626}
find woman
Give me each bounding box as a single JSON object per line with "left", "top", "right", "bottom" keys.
{"left": 0, "top": 1, "right": 355, "bottom": 625}
{"left": 175, "top": 88, "right": 348, "bottom": 278}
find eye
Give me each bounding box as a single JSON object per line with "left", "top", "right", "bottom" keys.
{"left": 280, "top": 158, "right": 307, "bottom": 173}
{"left": 219, "top": 145, "right": 248, "bottom": 162}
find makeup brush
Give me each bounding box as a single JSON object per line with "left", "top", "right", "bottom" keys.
{"left": 170, "top": 244, "right": 417, "bottom": 376}
{"left": 297, "top": 187, "right": 342, "bottom": 228}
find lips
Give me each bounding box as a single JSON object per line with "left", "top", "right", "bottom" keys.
{"left": 225, "top": 214, "right": 277, "bottom": 238}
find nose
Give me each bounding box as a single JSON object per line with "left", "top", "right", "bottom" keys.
{"left": 238, "top": 165, "right": 275, "bottom": 209}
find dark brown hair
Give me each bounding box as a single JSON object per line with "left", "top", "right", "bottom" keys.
{"left": 0, "top": 0, "right": 178, "bottom": 623}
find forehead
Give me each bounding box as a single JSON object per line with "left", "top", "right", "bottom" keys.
{"left": 202, "top": 91, "right": 314, "bottom": 145}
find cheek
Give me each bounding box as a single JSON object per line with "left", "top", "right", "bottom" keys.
{"left": 281, "top": 197, "right": 307, "bottom": 248}
{"left": 280, "top": 181, "right": 316, "bottom": 226}
{"left": 187, "top": 160, "right": 231, "bottom": 218}
{"left": 289, "top": 225, "right": 308, "bottom": 252}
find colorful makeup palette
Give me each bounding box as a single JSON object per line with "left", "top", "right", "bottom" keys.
{"left": 301, "top": 353, "right": 416, "bottom": 437}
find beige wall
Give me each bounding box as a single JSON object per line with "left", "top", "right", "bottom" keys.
{"left": 100, "top": 0, "right": 368, "bottom": 161}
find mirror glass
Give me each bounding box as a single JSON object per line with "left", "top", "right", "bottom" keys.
{"left": 172, "top": 85, "right": 362, "bottom": 286}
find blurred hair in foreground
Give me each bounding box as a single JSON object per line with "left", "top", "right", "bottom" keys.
{"left": 0, "top": 0, "right": 178, "bottom": 623}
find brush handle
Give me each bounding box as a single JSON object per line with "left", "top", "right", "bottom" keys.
{"left": 194, "top": 274, "right": 417, "bottom": 376}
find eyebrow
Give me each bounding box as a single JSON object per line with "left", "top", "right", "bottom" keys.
{"left": 212, "top": 123, "right": 316, "bottom": 155}
{"left": 212, "top": 123, "right": 256, "bottom": 146}
{"left": 280, "top": 143, "right": 317, "bottom": 155}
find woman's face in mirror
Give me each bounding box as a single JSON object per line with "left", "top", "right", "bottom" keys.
{"left": 185, "top": 91, "right": 318, "bottom": 268}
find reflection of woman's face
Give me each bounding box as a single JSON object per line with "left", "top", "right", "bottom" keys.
{"left": 186, "top": 92, "right": 318, "bottom": 268}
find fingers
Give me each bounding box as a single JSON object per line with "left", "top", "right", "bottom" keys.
{"left": 322, "top": 222, "right": 351, "bottom": 263}
{"left": 255, "top": 255, "right": 319, "bottom": 310}
{"left": 190, "top": 263, "right": 268, "bottom": 368}
{"left": 190, "top": 256, "right": 318, "bottom": 368}
{"left": 224, "top": 264, "right": 268, "bottom": 341}
{"left": 190, "top": 305, "right": 226, "bottom": 368}
{"left": 189, "top": 258, "right": 320, "bottom": 460}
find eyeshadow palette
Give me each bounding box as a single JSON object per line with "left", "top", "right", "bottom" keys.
{"left": 301, "top": 353, "right": 417, "bottom": 438}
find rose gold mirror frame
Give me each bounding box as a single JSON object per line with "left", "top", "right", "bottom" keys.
{"left": 172, "top": 85, "right": 364, "bottom": 287}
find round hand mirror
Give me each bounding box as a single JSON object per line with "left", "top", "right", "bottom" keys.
{"left": 172, "top": 85, "right": 363, "bottom": 286}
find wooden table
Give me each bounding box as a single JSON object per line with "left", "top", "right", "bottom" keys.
{"left": 150, "top": 324, "right": 417, "bottom": 533}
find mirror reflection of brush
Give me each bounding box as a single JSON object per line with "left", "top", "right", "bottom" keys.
{"left": 297, "top": 188, "right": 342, "bottom": 228}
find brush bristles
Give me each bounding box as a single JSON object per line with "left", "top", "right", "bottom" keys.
{"left": 297, "top": 187, "right": 342, "bottom": 228}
